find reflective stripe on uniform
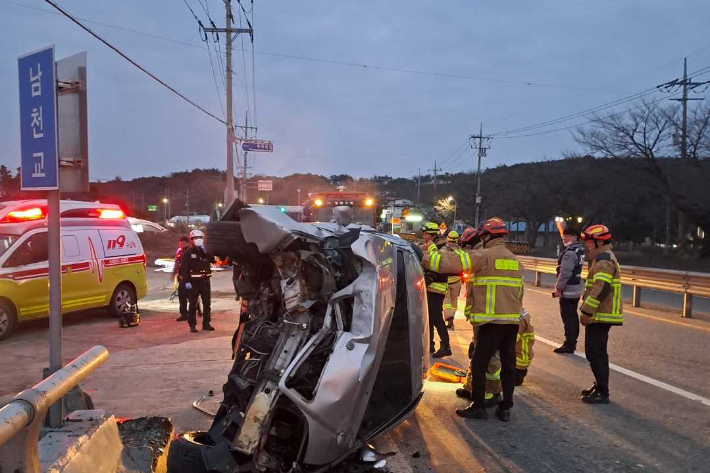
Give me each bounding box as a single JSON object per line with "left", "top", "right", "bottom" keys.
{"left": 516, "top": 332, "right": 534, "bottom": 368}
{"left": 494, "top": 259, "right": 520, "bottom": 271}
{"left": 428, "top": 282, "right": 447, "bottom": 293}
{"left": 448, "top": 275, "right": 461, "bottom": 284}
{"left": 457, "top": 250, "right": 472, "bottom": 272}
{"left": 593, "top": 272, "right": 613, "bottom": 284}
{"left": 584, "top": 296, "right": 600, "bottom": 309}
{"left": 430, "top": 253, "right": 441, "bottom": 272}
{"left": 469, "top": 313, "right": 521, "bottom": 322}
{"left": 486, "top": 368, "right": 501, "bottom": 381}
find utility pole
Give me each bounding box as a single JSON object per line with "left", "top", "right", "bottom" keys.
{"left": 428, "top": 160, "right": 443, "bottom": 195}
{"left": 416, "top": 168, "right": 421, "bottom": 205}
{"left": 470, "top": 122, "right": 491, "bottom": 227}
{"left": 204, "top": 1, "right": 252, "bottom": 207}
{"left": 668, "top": 58, "right": 708, "bottom": 249}
{"left": 235, "top": 116, "right": 257, "bottom": 202}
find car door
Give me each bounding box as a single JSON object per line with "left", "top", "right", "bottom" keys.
{"left": 61, "top": 230, "right": 107, "bottom": 312}
{"left": 1, "top": 230, "right": 49, "bottom": 321}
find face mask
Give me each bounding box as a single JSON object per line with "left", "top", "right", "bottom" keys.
{"left": 194, "top": 238, "right": 204, "bottom": 247}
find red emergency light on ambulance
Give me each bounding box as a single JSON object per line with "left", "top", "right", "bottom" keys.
{"left": 0, "top": 200, "right": 148, "bottom": 340}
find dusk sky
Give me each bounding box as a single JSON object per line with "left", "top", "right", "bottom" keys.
{"left": 2, "top": 0, "right": 709, "bottom": 181}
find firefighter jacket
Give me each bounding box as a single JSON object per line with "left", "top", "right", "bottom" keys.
{"left": 442, "top": 245, "right": 462, "bottom": 285}
{"left": 580, "top": 248, "right": 623, "bottom": 325}
{"left": 516, "top": 311, "right": 535, "bottom": 369}
{"left": 555, "top": 243, "right": 584, "bottom": 298}
{"left": 180, "top": 246, "right": 213, "bottom": 283}
{"left": 419, "top": 241, "right": 449, "bottom": 295}
{"left": 422, "top": 238, "right": 524, "bottom": 325}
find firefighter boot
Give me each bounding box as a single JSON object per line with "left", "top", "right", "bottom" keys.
{"left": 432, "top": 345, "right": 452, "bottom": 358}
{"left": 495, "top": 406, "right": 511, "bottom": 422}
{"left": 456, "top": 404, "right": 488, "bottom": 419}
{"left": 484, "top": 393, "right": 501, "bottom": 408}
{"left": 581, "top": 384, "right": 597, "bottom": 397}
{"left": 582, "top": 390, "right": 610, "bottom": 404}
{"left": 455, "top": 388, "right": 472, "bottom": 400}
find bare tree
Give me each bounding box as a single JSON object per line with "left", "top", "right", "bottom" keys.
{"left": 575, "top": 100, "right": 710, "bottom": 254}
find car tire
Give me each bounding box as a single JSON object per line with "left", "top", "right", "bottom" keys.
{"left": 0, "top": 300, "right": 17, "bottom": 341}
{"left": 108, "top": 283, "right": 136, "bottom": 318}
{"left": 166, "top": 431, "right": 212, "bottom": 473}
{"left": 205, "top": 221, "right": 248, "bottom": 260}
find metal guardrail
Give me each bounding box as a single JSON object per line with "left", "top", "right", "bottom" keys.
{"left": 518, "top": 256, "right": 710, "bottom": 318}
{"left": 0, "top": 345, "right": 109, "bottom": 472}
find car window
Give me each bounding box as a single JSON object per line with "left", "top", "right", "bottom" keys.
{"left": 3, "top": 232, "right": 48, "bottom": 268}
{"left": 0, "top": 234, "right": 18, "bottom": 259}
{"left": 62, "top": 235, "right": 81, "bottom": 258}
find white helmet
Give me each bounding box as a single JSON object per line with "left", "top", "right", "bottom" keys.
{"left": 189, "top": 229, "right": 204, "bottom": 239}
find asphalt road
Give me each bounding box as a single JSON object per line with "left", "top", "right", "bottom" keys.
{"left": 380, "top": 284, "right": 710, "bottom": 472}
{"left": 2, "top": 270, "right": 709, "bottom": 472}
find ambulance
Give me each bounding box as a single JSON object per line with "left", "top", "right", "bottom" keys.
{"left": 0, "top": 200, "right": 148, "bottom": 340}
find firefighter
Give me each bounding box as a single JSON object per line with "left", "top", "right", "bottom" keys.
{"left": 419, "top": 222, "right": 451, "bottom": 358}
{"left": 515, "top": 309, "right": 535, "bottom": 386}
{"left": 553, "top": 226, "right": 584, "bottom": 353}
{"left": 579, "top": 224, "right": 623, "bottom": 404}
{"left": 180, "top": 229, "right": 215, "bottom": 333}
{"left": 423, "top": 217, "right": 524, "bottom": 422}
{"left": 455, "top": 228, "right": 501, "bottom": 406}
{"left": 443, "top": 231, "right": 462, "bottom": 329}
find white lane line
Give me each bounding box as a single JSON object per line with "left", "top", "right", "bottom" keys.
{"left": 535, "top": 334, "right": 710, "bottom": 408}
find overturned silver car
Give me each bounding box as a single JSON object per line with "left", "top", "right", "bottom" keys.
{"left": 168, "top": 204, "right": 429, "bottom": 473}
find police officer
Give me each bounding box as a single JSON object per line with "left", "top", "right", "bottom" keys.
{"left": 419, "top": 222, "right": 451, "bottom": 358}
{"left": 579, "top": 224, "right": 623, "bottom": 404}
{"left": 174, "top": 236, "right": 190, "bottom": 322}
{"left": 553, "top": 226, "right": 584, "bottom": 353}
{"left": 180, "top": 229, "right": 215, "bottom": 333}
{"left": 423, "top": 218, "right": 524, "bottom": 422}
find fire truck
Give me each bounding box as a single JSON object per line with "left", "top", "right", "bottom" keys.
{"left": 301, "top": 192, "right": 378, "bottom": 227}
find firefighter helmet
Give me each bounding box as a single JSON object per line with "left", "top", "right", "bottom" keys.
{"left": 460, "top": 227, "right": 481, "bottom": 245}
{"left": 481, "top": 217, "right": 508, "bottom": 236}
{"left": 581, "top": 224, "right": 611, "bottom": 241}
{"left": 189, "top": 229, "right": 204, "bottom": 239}
{"left": 421, "top": 222, "right": 440, "bottom": 235}
{"left": 447, "top": 231, "right": 460, "bottom": 242}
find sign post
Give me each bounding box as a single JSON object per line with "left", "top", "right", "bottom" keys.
{"left": 19, "top": 45, "right": 62, "bottom": 427}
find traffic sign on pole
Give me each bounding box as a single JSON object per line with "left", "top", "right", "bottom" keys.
{"left": 242, "top": 140, "right": 274, "bottom": 152}
{"left": 257, "top": 180, "right": 273, "bottom": 192}
{"left": 18, "top": 45, "right": 58, "bottom": 190}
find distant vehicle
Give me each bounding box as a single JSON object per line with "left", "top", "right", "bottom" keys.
{"left": 167, "top": 214, "right": 211, "bottom": 228}
{"left": 127, "top": 217, "right": 167, "bottom": 233}
{"left": 0, "top": 200, "right": 148, "bottom": 340}
{"left": 302, "top": 192, "right": 378, "bottom": 227}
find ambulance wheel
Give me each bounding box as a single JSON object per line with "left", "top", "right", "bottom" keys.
{"left": 0, "top": 300, "right": 17, "bottom": 341}
{"left": 109, "top": 284, "right": 136, "bottom": 318}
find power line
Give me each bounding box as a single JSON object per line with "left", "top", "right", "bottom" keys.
{"left": 4, "top": 0, "right": 623, "bottom": 93}
{"left": 41, "top": 0, "right": 226, "bottom": 125}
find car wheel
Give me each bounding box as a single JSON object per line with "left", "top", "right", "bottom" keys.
{"left": 166, "top": 431, "right": 212, "bottom": 473}
{"left": 0, "top": 301, "right": 17, "bottom": 341}
{"left": 108, "top": 283, "right": 136, "bottom": 318}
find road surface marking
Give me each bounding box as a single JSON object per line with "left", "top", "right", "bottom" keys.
{"left": 535, "top": 334, "right": 710, "bottom": 408}
{"left": 526, "top": 287, "right": 710, "bottom": 334}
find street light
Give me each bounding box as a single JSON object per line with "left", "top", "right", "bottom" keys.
{"left": 258, "top": 198, "right": 265, "bottom": 204}
{"left": 162, "top": 198, "right": 169, "bottom": 222}
{"left": 448, "top": 196, "right": 457, "bottom": 227}
{"left": 577, "top": 216, "right": 583, "bottom": 224}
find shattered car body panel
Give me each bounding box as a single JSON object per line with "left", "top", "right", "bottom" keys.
{"left": 203, "top": 203, "right": 428, "bottom": 472}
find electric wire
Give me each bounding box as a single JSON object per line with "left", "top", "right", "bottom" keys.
{"left": 41, "top": 0, "right": 226, "bottom": 125}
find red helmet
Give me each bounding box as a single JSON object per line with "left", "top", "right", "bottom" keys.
{"left": 460, "top": 227, "right": 480, "bottom": 244}
{"left": 581, "top": 224, "right": 611, "bottom": 241}
{"left": 481, "top": 217, "right": 508, "bottom": 236}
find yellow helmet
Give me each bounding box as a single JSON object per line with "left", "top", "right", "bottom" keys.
{"left": 447, "top": 231, "right": 460, "bottom": 242}
{"left": 421, "top": 222, "right": 439, "bottom": 235}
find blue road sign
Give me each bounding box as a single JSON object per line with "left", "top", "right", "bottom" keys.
{"left": 242, "top": 140, "right": 274, "bottom": 153}
{"left": 18, "top": 45, "right": 58, "bottom": 190}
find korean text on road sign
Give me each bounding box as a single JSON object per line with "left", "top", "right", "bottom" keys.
{"left": 18, "top": 46, "right": 58, "bottom": 190}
